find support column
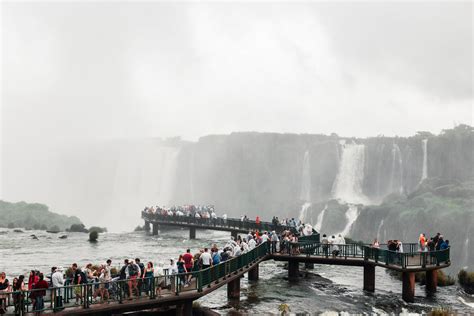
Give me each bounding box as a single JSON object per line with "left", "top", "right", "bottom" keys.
{"left": 231, "top": 230, "right": 238, "bottom": 240}
{"left": 152, "top": 223, "right": 159, "bottom": 236}
{"left": 425, "top": 270, "right": 438, "bottom": 293}
{"left": 288, "top": 260, "right": 299, "bottom": 281}
{"left": 144, "top": 221, "right": 150, "bottom": 232}
{"left": 402, "top": 272, "right": 415, "bottom": 303}
{"left": 363, "top": 264, "right": 375, "bottom": 292}
{"left": 227, "top": 278, "right": 240, "bottom": 300}
{"left": 176, "top": 300, "right": 193, "bottom": 316}
{"left": 189, "top": 227, "right": 196, "bottom": 240}
{"left": 248, "top": 264, "right": 259, "bottom": 281}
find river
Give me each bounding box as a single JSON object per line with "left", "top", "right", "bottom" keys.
{"left": 0, "top": 228, "right": 472, "bottom": 315}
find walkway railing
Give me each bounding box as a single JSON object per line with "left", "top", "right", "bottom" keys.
{"left": 278, "top": 240, "right": 450, "bottom": 269}
{"left": 142, "top": 211, "right": 292, "bottom": 233}
{"left": 0, "top": 243, "right": 271, "bottom": 315}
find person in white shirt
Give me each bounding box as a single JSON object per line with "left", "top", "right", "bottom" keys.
{"left": 261, "top": 232, "right": 269, "bottom": 243}
{"left": 248, "top": 238, "right": 256, "bottom": 250}
{"left": 51, "top": 266, "right": 64, "bottom": 299}
{"left": 200, "top": 248, "right": 213, "bottom": 269}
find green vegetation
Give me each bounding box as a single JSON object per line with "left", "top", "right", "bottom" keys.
{"left": 67, "top": 223, "right": 89, "bottom": 233}
{"left": 89, "top": 230, "right": 99, "bottom": 242}
{"left": 428, "top": 307, "right": 454, "bottom": 316}
{"left": 458, "top": 269, "right": 474, "bottom": 294}
{"left": 0, "top": 200, "right": 82, "bottom": 231}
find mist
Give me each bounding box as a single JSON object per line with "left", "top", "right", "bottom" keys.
{"left": 1, "top": 1, "right": 472, "bottom": 231}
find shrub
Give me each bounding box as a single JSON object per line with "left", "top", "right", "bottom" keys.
{"left": 458, "top": 269, "right": 474, "bottom": 294}
{"left": 429, "top": 306, "right": 454, "bottom": 316}
{"left": 68, "top": 224, "right": 89, "bottom": 233}
{"left": 89, "top": 231, "right": 99, "bottom": 242}
{"left": 89, "top": 226, "right": 107, "bottom": 233}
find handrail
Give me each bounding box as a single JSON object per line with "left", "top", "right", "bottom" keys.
{"left": 142, "top": 211, "right": 294, "bottom": 233}
{"left": 0, "top": 243, "right": 271, "bottom": 315}
{"left": 277, "top": 240, "right": 451, "bottom": 269}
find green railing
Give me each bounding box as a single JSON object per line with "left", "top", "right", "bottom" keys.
{"left": 279, "top": 240, "right": 450, "bottom": 269}
{"left": 142, "top": 211, "right": 292, "bottom": 233}
{"left": 1, "top": 243, "right": 271, "bottom": 315}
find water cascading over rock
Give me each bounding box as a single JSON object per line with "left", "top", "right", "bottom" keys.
{"left": 299, "top": 150, "right": 312, "bottom": 222}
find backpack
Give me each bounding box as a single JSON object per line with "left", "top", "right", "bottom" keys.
{"left": 212, "top": 253, "right": 220, "bottom": 265}
{"left": 128, "top": 264, "right": 138, "bottom": 277}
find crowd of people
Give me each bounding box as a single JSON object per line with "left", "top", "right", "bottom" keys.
{"left": 144, "top": 205, "right": 218, "bottom": 219}
{"left": 0, "top": 229, "right": 281, "bottom": 315}
{"left": 369, "top": 232, "right": 450, "bottom": 253}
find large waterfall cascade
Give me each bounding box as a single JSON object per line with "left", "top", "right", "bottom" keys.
{"left": 339, "top": 204, "right": 359, "bottom": 237}
{"left": 331, "top": 142, "right": 370, "bottom": 205}
{"left": 298, "top": 150, "right": 312, "bottom": 222}
{"left": 389, "top": 144, "right": 404, "bottom": 194}
{"left": 419, "top": 139, "right": 428, "bottom": 185}
{"left": 314, "top": 205, "right": 327, "bottom": 232}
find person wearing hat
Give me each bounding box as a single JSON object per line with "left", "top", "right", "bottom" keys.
{"left": 51, "top": 266, "right": 64, "bottom": 309}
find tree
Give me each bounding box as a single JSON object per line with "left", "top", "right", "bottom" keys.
{"left": 89, "top": 231, "right": 99, "bottom": 242}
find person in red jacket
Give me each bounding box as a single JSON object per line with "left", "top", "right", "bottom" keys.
{"left": 33, "top": 273, "right": 49, "bottom": 315}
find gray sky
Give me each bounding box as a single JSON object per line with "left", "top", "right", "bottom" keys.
{"left": 2, "top": 1, "right": 472, "bottom": 144}
{"left": 1, "top": 1, "right": 472, "bottom": 228}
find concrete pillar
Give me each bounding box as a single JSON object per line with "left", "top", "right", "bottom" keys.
{"left": 248, "top": 264, "right": 259, "bottom": 281}
{"left": 402, "top": 272, "right": 415, "bottom": 303}
{"left": 176, "top": 300, "right": 193, "bottom": 316}
{"left": 425, "top": 270, "right": 438, "bottom": 293}
{"left": 231, "top": 230, "right": 238, "bottom": 240}
{"left": 144, "top": 221, "right": 150, "bottom": 232}
{"left": 304, "top": 263, "right": 314, "bottom": 270}
{"left": 189, "top": 227, "right": 196, "bottom": 239}
{"left": 227, "top": 278, "right": 240, "bottom": 300}
{"left": 363, "top": 264, "right": 375, "bottom": 292}
{"left": 288, "top": 260, "right": 299, "bottom": 281}
{"left": 152, "top": 223, "right": 159, "bottom": 236}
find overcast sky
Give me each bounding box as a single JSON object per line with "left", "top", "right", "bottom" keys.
{"left": 2, "top": 1, "right": 472, "bottom": 145}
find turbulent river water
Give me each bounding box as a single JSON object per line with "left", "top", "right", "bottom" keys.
{"left": 0, "top": 228, "right": 472, "bottom": 315}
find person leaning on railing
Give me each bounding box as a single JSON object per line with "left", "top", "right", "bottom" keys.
{"left": 0, "top": 272, "right": 10, "bottom": 314}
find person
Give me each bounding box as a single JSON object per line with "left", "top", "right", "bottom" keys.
{"left": 97, "top": 267, "right": 110, "bottom": 302}
{"left": 176, "top": 255, "right": 188, "bottom": 286}
{"left": 440, "top": 239, "right": 450, "bottom": 250}
{"left": 168, "top": 259, "right": 178, "bottom": 275}
{"left": 135, "top": 258, "right": 145, "bottom": 295}
{"left": 127, "top": 260, "right": 140, "bottom": 299}
{"left": 32, "top": 273, "right": 49, "bottom": 315}
{"left": 72, "top": 263, "right": 86, "bottom": 305}
{"left": 143, "top": 262, "right": 154, "bottom": 294}
{"left": 200, "top": 248, "right": 213, "bottom": 269}
{"left": 0, "top": 272, "right": 9, "bottom": 314}
{"left": 419, "top": 233, "right": 426, "bottom": 252}
{"left": 183, "top": 249, "right": 194, "bottom": 286}
{"left": 372, "top": 238, "right": 380, "bottom": 248}
{"left": 271, "top": 231, "right": 279, "bottom": 253}
{"left": 51, "top": 266, "right": 64, "bottom": 309}
{"left": 13, "top": 275, "right": 26, "bottom": 315}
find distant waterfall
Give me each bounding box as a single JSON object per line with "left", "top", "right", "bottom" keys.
{"left": 331, "top": 142, "right": 370, "bottom": 204}
{"left": 298, "top": 151, "right": 311, "bottom": 222}
{"left": 376, "top": 219, "right": 384, "bottom": 241}
{"left": 340, "top": 204, "right": 359, "bottom": 237}
{"left": 419, "top": 139, "right": 428, "bottom": 185}
{"left": 389, "top": 144, "right": 404, "bottom": 194}
{"left": 300, "top": 151, "right": 311, "bottom": 202}
{"left": 314, "top": 205, "right": 327, "bottom": 232}
{"left": 299, "top": 202, "right": 311, "bottom": 223}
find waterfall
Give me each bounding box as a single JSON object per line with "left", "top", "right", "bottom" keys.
{"left": 298, "top": 202, "right": 311, "bottom": 223}
{"left": 389, "top": 144, "right": 404, "bottom": 194}
{"left": 339, "top": 204, "right": 359, "bottom": 237}
{"left": 376, "top": 219, "right": 384, "bottom": 241}
{"left": 300, "top": 150, "right": 311, "bottom": 202}
{"left": 314, "top": 205, "right": 327, "bottom": 232}
{"left": 331, "top": 142, "right": 370, "bottom": 204}
{"left": 298, "top": 151, "right": 311, "bottom": 223}
{"left": 419, "top": 139, "right": 428, "bottom": 185}
{"left": 189, "top": 147, "right": 196, "bottom": 201}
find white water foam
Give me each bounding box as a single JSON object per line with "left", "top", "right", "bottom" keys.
{"left": 419, "top": 139, "right": 428, "bottom": 185}
{"left": 315, "top": 205, "right": 327, "bottom": 232}
{"left": 339, "top": 204, "right": 359, "bottom": 237}
{"left": 332, "top": 142, "right": 370, "bottom": 205}
{"left": 299, "top": 202, "right": 312, "bottom": 223}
